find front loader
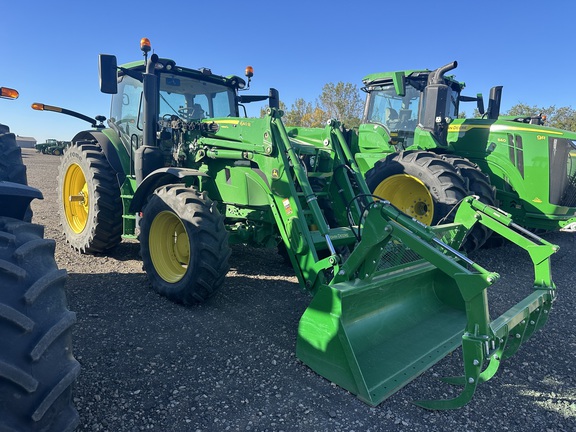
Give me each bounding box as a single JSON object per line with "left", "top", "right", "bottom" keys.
{"left": 33, "top": 39, "right": 559, "bottom": 409}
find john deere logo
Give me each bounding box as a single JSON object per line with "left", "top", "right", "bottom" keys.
{"left": 272, "top": 169, "right": 279, "bottom": 178}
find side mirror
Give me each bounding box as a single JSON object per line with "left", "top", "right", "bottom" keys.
{"left": 486, "top": 86, "right": 503, "bottom": 120}
{"left": 476, "top": 93, "right": 485, "bottom": 116}
{"left": 99, "top": 54, "right": 118, "bottom": 94}
{"left": 458, "top": 93, "right": 484, "bottom": 116}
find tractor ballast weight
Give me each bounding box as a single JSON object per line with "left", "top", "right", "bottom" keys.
{"left": 35, "top": 42, "right": 558, "bottom": 409}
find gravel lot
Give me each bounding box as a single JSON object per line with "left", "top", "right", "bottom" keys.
{"left": 22, "top": 147, "right": 576, "bottom": 431}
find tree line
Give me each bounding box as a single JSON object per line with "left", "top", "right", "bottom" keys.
{"left": 261, "top": 81, "right": 576, "bottom": 132}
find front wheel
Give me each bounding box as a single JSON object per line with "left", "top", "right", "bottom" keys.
{"left": 140, "top": 184, "right": 231, "bottom": 305}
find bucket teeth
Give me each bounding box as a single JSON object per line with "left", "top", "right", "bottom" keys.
{"left": 414, "top": 336, "right": 487, "bottom": 410}
{"left": 440, "top": 348, "right": 504, "bottom": 387}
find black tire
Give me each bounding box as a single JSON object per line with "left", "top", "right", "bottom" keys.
{"left": 0, "top": 130, "right": 33, "bottom": 222}
{"left": 0, "top": 217, "right": 79, "bottom": 432}
{"left": 0, "top": 131, "right": 27, "bottom": 185}
{"left": 365, "top": 151, "right": 468, "bottom": 225}
{"left": 58, "top": 142, "right": 123, "bottom": 253}
{"left": 140, "top": 184, "right": 231, "bottom": 305}
{"left": 443, "top": 155, "right": 497, "bottom": 251}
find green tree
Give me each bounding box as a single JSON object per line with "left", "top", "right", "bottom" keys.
{"left": 301, "top": 107, "right": 328, "bottom": 128}
{"left": 318, "top": 82, "right": 363, "bottom": 129}
{"left": 284, "top": 98, "right": 313, "bottom": 126}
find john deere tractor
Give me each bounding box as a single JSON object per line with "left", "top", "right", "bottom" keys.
{"left": 347, "top": 61, "right": 576, "bottom": 250}
{"left": 34, "top": 39, "right": 559, "bottom": 409}
{"left": 0, "top": 87, "right": 79, "bottom": 431}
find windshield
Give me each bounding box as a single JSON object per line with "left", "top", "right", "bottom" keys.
{"left": 109, "top": 72, "right": 238, "bottom": 147}
{"left": 159, "top": 73, "right": 237, "bottom": 120}
{"left": 365, "top": 83, "right": 420, "bottom": 132}
{"left": 365, "top": 80, "right": 460, "bottom": 133}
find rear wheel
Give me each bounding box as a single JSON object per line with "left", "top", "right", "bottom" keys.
{"left": 140, "top": 184, "right": 231, "bottom": 305}
{"left": 365, "top": 151, "right": 468, "bottom": 225}
{"left": 0, "top": 217, "right": 79, "bottom": 432}
{"left": 58, "top": 142, "right": 123, "bottom": 253}
{"left": 443, "top": 155, "right": 497, "bottom": 251}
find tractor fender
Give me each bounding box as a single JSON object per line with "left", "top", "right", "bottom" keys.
{"left": 0, "top": 181, "right": 43, "bottom": 220}
{"left": 129, "top": 167, "right": 209, "bottom": 213}
{"left": 71, "top": 130, "right": 126, "bottom": 188}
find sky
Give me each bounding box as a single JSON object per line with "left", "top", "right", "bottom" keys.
{"left": 2, "top": 0, "right": 575, "bottom": 144}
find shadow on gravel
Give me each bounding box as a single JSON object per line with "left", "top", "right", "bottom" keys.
{"left": 89, "top": 241, "right": 142, "bottom": 262}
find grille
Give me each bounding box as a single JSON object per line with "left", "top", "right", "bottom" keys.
{"left": 559, "top": 171, "right": 576, "bottom": 207}
{"left": 377, "top": 240, "right": 423, "bottom": 272}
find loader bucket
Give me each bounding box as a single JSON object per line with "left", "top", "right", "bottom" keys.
{"left": 296, "top": 197, "right": 557, "bottom": 409}
{"left": 297, "top": 263, "right": 468, "bottom": 405}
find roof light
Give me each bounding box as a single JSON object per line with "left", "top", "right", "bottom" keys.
{"left": 0, "top": 87, "right": 19, "bottom": 100}
{"left": 245, "top": 66, "right": 254, "bottom": 78}
{"left": 140, "top": 38, "right": 151, "bottom": 54}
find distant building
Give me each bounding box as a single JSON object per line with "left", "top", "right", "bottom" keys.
{"left": 16, "top": 135, "right": 36, "bottom": 148}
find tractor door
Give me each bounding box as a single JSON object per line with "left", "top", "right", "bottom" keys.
{"left": 110, "top": 74, "right": 144, "bottom": 162}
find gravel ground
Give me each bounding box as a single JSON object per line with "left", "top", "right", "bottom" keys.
{"left": 22, "top": 148, "right": 576, "bottom": 431}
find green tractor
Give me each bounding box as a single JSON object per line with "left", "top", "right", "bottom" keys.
{"left": 35, "top": 138, "right": 71, "bottom": 155}
{"left": 347, "top": 61, "right": 576, "bottom": 250}
{"left": 34, "top": 40, "right": 559, "bottom": 409}
{"left": 0, "top": 87, "right": 79, "bottom": 432}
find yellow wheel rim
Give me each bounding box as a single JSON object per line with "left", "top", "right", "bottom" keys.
{"left": 373, "top": 174, "right": 434, "bottom": 224}
{"left": 62, "top": 163, "right": 90, "bottom": 233}
{"left": 149, "top": 211, "right": 190, "bottom": 283}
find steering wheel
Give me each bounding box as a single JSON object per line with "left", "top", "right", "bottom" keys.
{"left": 178, "top": 106, "right": 204, "bottom": 119}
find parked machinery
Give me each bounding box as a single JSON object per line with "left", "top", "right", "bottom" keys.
{"left": 33, "top": 41, "right": 559, "bottom": 409}
{"left": 346, "top": 61, "right": 576, "bottom": 251}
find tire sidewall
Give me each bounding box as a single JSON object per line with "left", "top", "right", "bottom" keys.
{"left": 58, "top": 146, "right": 98, "bottom": 251}
{"left": 140, "top": 185, "right": 230, "bottom": 304}
{"left": 366, "top": 151, "right": 466, "bottom": 225}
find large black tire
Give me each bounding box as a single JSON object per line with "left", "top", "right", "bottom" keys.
{"left": 443, "top": 155, "right": 497, "bottom": 251}
{"left": 58, "top": 142, "right": 123, "bottom": 253}
{"left": 365, "top": 151, "right": 468, "bottom": 226}
{"left": 0, "top": 131, "right": 27, "bottom": 185}
{"left": 140, "top": 184, "right": 231, "bottom": 305}
{"left": 0, "top": 130, "right": 33, "bottom": 222}
{"left": 0, "top": 217, "right": 79, "bottom": 432}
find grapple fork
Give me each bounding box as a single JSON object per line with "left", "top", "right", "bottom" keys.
{"left": 297, "top": 197, "right": 558, "bottom": 409}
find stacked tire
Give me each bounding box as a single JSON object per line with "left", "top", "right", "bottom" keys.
{"left": 0, "top": 126, "right": 79, "bottom": 431}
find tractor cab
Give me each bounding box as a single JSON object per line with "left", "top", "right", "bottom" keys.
{"left": 360, "top": 64, "right": 468, "bottom": 150}
{"left": 104, "top": 56, "right": 245, "bottom": 156}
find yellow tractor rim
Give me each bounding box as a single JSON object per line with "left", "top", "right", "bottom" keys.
{"left": 149, "top": 211, "right": 190, "bottom": 283}
{"left": 373, "top": 174, "right": 434, "bottom": 225}
{"left": 63, "top": 163, "right": 90, "bottom": 233}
